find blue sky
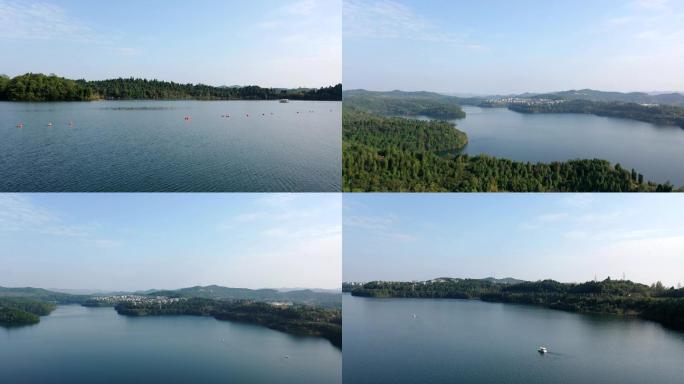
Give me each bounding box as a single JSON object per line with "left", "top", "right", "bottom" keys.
{"left": 344, "top": 194, "right": 684, "bottom": 287}
{"left": 0, "top": 193, "right": 341, "bottom": 291}
{"left": 344, "top": 0, "right": 684, "bottom": 94}
{"left": 0, "top": 0, "right": 341, "bottom": 87}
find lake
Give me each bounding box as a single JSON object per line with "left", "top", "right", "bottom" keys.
{"left": 0, "top": 305, "right": 341, "bottom": 384}
{"left": 449, "top": 106, "right": 684, "bottom": 185}
{"left": 0, "top": 100, "right": 341, "bottom": 192}
{"left": 343, "top": 294, "right": 684, "bottom": 384}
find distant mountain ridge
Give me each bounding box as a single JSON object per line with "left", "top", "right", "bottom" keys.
{"left": 147, "top": 285, "right": 341, "bottom": 307}
{"left": 0, "top": 285, "right": 341, "bottom": 308}
{"left": 528, "top": 89, "right": 684, "bottom": 106}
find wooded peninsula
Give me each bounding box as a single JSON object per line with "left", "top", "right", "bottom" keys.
{"left": 0, "top": 285, "right": 342, "bottom": 346}
{"left": 0, "top": 73, "right": 342, "bottom": 102}
{"left": 115, "top": 298, "right": 342, "bottom": 347}
{"left": 344, "top": 278, "right": 684, "bottom": 331}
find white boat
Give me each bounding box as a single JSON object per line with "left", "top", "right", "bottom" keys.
{"left": 538, "top": 346, "right": 548, "bottom": 354}
{"left": 279, "top": 99, "right": 289, "bottom": 103}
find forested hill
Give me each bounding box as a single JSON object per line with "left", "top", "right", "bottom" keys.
{"left": 343, "top": 108, "right": 674, "bottom": 192}
{"left": 343, "top": 89, "right": 465, "bottom": 119}
{"left": 348, "top": 278, "right": 684, "bottom": 330}
{"left": 0, "top": 73, "right": 342, "bottom": 101}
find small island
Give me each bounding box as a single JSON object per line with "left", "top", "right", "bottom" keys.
{"left": 345, "top": 278, "right": 684, "bottom": 330}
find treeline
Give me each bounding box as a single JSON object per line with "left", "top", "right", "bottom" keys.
{"left": 344, "top": 90, "right": 466, "bottom": 119}
{"left": 0, "top": 297, "right": 56, "bottom": 327}
{"left": 115, "top": 298, "right": 342, "bottom": 347}
{"left": 349, "top": 278, "right": 684, "bottom": 330}
{"left": 509, "top": 99, "right": 684, "bottom": 129}
{"left": 343, "top": 109, "right": 674, "bottom": 192}
{"left": 0, "top": 73, "right": 342, "bottom": 101}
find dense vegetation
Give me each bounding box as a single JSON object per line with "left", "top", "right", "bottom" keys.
{"left": 0, "top": 297, "right": 56, "bottom": 327}
{"left": 344, "top": 89, "right": 465, "bottom": 119}
{"left": 509, "top": 99, "right": 684, "bottom": 128}
{"left": 0, "top": 73, "right": 342, "bottom": 101}
{"left": 344, "top": 109, "right": 672, "bottom": 191}
{"left": 115, "top": 298, "right": 342, "bottom": 347}
{"left": 350, "top": 278, "right": 684, "bottom": 330}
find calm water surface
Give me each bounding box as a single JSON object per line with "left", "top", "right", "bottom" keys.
{"left": 0, "top": 305, "right": 341, "bottom": 384}
{"left": 447, "top": 107, "right": 684, "bottom": 185}
{"left": 0, "top": 100, "right": 341, "bottom": 191}
{"left": 343, "top": 294, "right": 684, "bottom": 384}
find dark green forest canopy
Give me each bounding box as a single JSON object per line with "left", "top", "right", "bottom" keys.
{"left": 0, "top": 73, "right": 342, "bottom": 101}
{"left": 348, "top": 278, "right": 684, "bottom": 330}
{"left": 343, "top": 89, "right": 465, "bottom": 119}
{"left": 343, "top": 108, "right": 675, "bottom": 192}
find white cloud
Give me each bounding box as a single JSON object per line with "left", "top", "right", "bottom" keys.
{"left": 631, "top": 0, "right": 670, "bottom": 11}
{"left": 0, "top": 1, "right": 142, "bottom": 58}
{"left": 0, "top": 1, "right": 94, "bottom": 41}
{"left": 344, "top": 213, "right": 416, "bottom": 242}
{"left": 0, "top": 194, "right": 119, "bottom": 247}
{"left": 283, "top": 0, "right": 318, "bottom": 16}
{"left": 344, "top": 0, "right": 485, "bottom": 50}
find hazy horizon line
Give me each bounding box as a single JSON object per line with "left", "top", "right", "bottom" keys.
{"left": 344, "top": 276, "right": 679, "bottom": 287}
{"left": 343, "top": 87, "right": 684, "bottom": 96}
{"left": 2, "top": 284, "right": 342, "bottom": 293}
